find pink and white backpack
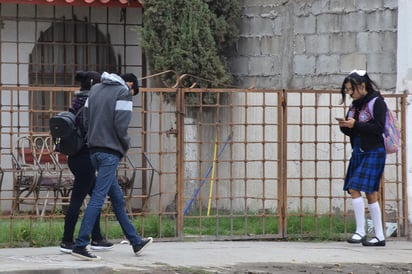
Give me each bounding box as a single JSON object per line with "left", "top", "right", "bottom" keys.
{"left": 367, "top": 97, "right": 401, "bottom": 154}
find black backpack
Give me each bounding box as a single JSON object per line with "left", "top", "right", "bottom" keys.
{"left": 49, "top": 108, "right": 85, "bottom": 156}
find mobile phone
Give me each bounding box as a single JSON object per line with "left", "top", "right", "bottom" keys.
{"left": 335, "top": 117, "right": 345, "bottom": 121}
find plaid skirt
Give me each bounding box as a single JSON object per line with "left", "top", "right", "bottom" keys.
{"left": 344, "top": 137, "right": 386, "bottom": 194}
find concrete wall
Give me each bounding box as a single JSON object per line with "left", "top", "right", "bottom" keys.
{"left": 213, "top": 0, "right": 400, "bottom": 215}
{"left": 230, "top": 0, "right": 398, "bottom": 91}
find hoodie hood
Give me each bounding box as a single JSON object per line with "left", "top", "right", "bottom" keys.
{"left": 101, "top": 72, "right": 129, "bottom": 90}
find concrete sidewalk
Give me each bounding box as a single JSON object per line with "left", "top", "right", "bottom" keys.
{"left": 0, "top": 240, "right": 411, "bottom": 273}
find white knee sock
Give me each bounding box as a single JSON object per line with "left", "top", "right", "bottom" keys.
{"left": 368, "top": 202, "right": 385, "bottom": 241}
{"left": 352, "top": 197, "right": 365, "bottom": 236}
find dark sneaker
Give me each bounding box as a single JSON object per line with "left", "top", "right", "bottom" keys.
{"left": 71, "top": 246, "right": 101, "bottom": 261}
{"left": 59, "top": 241, "right": 74, "bottom": 254}
{"left": 90, "top": 239, "right": 114, "bottom": 250}
{"left": 133, "top": 237, "right": 153, "bottom": 256}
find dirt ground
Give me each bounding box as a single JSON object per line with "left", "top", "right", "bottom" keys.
{"left": 142, "top": 263, "right": 412, "bottom": 274}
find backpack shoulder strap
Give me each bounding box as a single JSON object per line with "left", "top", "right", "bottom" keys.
{"left": 75, "top": 106, "right": 85, "bottom": 118}
{"left": 367, "top": 97, "right": 379, "bottom": 119}
{"left": 68, "top": 105, "right": 85, "bottom": 119}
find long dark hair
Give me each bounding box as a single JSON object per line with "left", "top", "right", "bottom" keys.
{"left": 340, "top": 70, "right": 380, "bottom": 104}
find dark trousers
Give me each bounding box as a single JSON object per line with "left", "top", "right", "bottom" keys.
{"left": 62, "top": 152, "right": 103, "bottom": 243}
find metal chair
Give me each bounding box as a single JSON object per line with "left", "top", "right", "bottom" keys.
{"left": 32, "top": 135, "right": 73, "bottom": 216}
{"left": 11, "top": 135, "right": 73, "bottom": 216}
{"left": 11, "top": 135, "right": 42, "bottom": 215}
{"left": 104, "top": 153, "right": 155, "bottom": 213}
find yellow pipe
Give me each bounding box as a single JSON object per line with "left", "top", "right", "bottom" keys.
{"left": 207, "top": 135, "right": 218, "bottom": 216}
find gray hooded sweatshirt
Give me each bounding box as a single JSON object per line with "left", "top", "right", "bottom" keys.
{"left": 84, "top": 72, "right": 132, "bottom": 157}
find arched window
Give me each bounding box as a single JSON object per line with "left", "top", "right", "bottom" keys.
{"left": 29, "top": 18, "right": 118, "bottom": 132}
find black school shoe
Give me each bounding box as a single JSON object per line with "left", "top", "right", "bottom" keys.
{"left": 362, "top": 237, "right": 386, "bottom": 247}
{"left": 133, "top": 237, "right": 153, "bottom": 256}
{"left": 347, "top": 233, "right": 366, "bottom": 244}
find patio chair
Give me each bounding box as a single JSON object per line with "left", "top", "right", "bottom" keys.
{"left": 11, "top": 135, "right": 42, "bottom": 215}
{"left": 105, "top": 153, "right": 155, "bottom": 213}
{"left": 11, "top": 135, "right": 73, "bottom": 216}
{"left": 32, "top": 135, "right": 73, "bottom": 216}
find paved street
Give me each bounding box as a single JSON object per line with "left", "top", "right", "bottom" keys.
{"left": 0, "top": 240, "right": 411, "bottom": 273}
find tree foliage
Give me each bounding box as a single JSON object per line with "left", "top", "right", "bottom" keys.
{"left": 141, "top": 0, "right": 240, "bottom": 88}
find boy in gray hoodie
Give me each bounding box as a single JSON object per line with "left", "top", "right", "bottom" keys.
{"left": 72, "top": 72, "right": 152, "bottom": 261}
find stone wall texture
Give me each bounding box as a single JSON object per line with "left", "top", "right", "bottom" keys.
{"left": 229, "top": 0, "right": 398, "bottom": 91}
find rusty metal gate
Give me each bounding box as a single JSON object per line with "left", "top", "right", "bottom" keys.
{"left": 0, "top": 85, "right": 407, "bottom": 244}
{"left": 140, "top": 85, "right": 407, "bottom": 241}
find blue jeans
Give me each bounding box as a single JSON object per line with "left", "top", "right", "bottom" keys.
{"left": 75, "top": 152, "right": 141, "bottom": 248}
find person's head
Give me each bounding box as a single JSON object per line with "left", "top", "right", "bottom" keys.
{"left": 75, "top": 71, "right": 101, "bottom": 91}
{"left": 120, "top": 73, "right": 139, "bottom": 96}
{"left": 340, "top": 69, "right": 379, "bottom": 103}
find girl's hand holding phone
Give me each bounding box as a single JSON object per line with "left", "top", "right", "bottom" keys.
{"left": 336, "top": 117, "right": 355, "bottom": 128}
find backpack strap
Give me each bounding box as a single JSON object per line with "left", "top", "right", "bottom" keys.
{"left": 367, "top": 97, "right": 378, "bottom": 119}
{"left": 75, "top": 106, "right": 85, "bottom": 118}
{"left": 69, "top": 105, "right": 84, "bottom": 117}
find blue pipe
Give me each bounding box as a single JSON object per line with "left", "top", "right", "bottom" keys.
{"left": 183, "top": 132, "right": 232, "bottom": 215}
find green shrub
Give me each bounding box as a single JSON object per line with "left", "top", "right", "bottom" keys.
{"left": 140, "top": 0, "right": 240, "bottom": 102}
